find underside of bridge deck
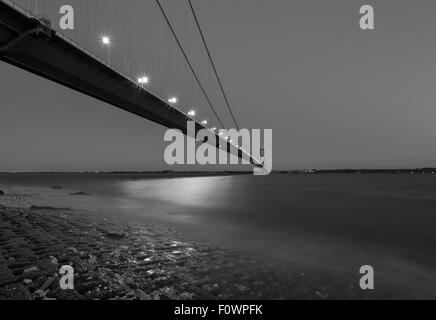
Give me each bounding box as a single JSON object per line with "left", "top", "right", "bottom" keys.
{"left": 0, "top": 1, "right": 260, "bottom": 166}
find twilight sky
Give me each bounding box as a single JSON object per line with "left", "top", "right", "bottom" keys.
{"left": 1, "top": 0, "right": 436, "bottom": 171}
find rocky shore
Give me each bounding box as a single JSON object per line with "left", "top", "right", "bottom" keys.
{"left": 0, "top": 205, "right": 270, "bottom": 300}
{"left": 0, "top": 190, "right": 388, "bottom": 300}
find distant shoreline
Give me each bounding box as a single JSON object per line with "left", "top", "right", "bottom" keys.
{"left": 0, "top": 168, "right": 435, "bottom": 175}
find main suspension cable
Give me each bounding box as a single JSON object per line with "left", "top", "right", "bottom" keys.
{"left": 188, "top": 0, "right": 240, "bottom": 131}
{"left": 154, "top": 0, "right": 225, "bottom": 129}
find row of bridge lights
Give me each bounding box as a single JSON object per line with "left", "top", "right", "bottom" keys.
{"left": 100, "top": 35, "right": 243, "bottom": 150}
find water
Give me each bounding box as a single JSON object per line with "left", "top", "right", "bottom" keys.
{"left": 1, "top": 173, "right": 436, "bottom": 298}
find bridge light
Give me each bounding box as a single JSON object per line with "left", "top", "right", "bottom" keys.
{"left": 101, "top": 36, "right": 111, "bottom": 45}
{"left": 168, "top": 97, "right": 177, "bottom": 104}
{"left": 188, "top": 110, "right": 196, "bottom": 117}
{"left": 218, "top": 132, "right": 223, "bottom": 136}
{"left": 101, "top": 35, "right": 112, "bottom": 64}
{"left": 211, "top": 127, "right": 216, "bottom": 132}
{"left": 138, "top": 76, "right": 149, "bottom": 88}
{"left": 201, "top": 120, "right": 208, "bottom": 125}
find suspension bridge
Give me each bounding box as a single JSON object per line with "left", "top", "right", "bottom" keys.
{"left": 0, "top": 0, "right": 262, "bottom": 167}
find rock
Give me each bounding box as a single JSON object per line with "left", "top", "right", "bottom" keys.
{"left": 24, "top": 266, "right": 39, "bottom": 274}
{"left": 88, "top": 256, "right": 97, "bottom": 264}
{"left": 23, "top": 279, "right": 33, "bottom": 285}
{"left": 51, "top": 186, "right": 63, "bottom": 190}
{"left": 147, "top": 270, "right": 156, "bottom": 276}
{"left": 68, "top": 247, "right": 79, "bottom": 254}
{"left": 134, "top": 289, "right": 152, "bottom": 300}
{"left": 49, "top": 256, "right": 58, "bottom": 264}
{"left": 109, "top": 248, "right": 123, "bottom": 258}
{"left": 40, "top": 275, "right": 58, "bottom": 291}
{"left": 106, "top": 230, "right": 126, "bottom": 240}
{"left": 77, "top": 281, "right": 99, "bottom": 294}
{"left": 211, "top": 284, "right": 220, "bottom": 294}
{"left": 0, "top": 190, "right": 5, "bottom": 196}
{"left": 235, "top": 284, "right": 248, "bottom": 292}
{"left": 177, "top": 292, "right": 194, "bottom": 300}
{"left": 34, "top": 289, "right": 48, "bottom": 299}
{"left": 127, "top": 282, "right": 138, "bottom": 290}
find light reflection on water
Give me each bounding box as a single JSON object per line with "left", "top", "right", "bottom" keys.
{"left": 119, "top": 176, "right": 234, "bottom": 209}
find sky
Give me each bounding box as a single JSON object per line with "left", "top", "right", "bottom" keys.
{"left": 1, "top": 0, "right": 436, "bottom": 171}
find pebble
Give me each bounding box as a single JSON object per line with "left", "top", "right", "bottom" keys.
{"left": 34, "top": 289, "right": 48, "bottom": 299}
{"left": 49, "top": 256, "right": 58, "bottom": 264}
{"left": 134, "top": 289, "right": 152, "bottom": 300}
{"left": 24, "top": 267, "right": 39, "bottom": 273}
{"left": 40, "top": 275, "right": 58, "bottom": 291}
{"left": 105, "top": 230, "right": 126, "bottom": 239}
